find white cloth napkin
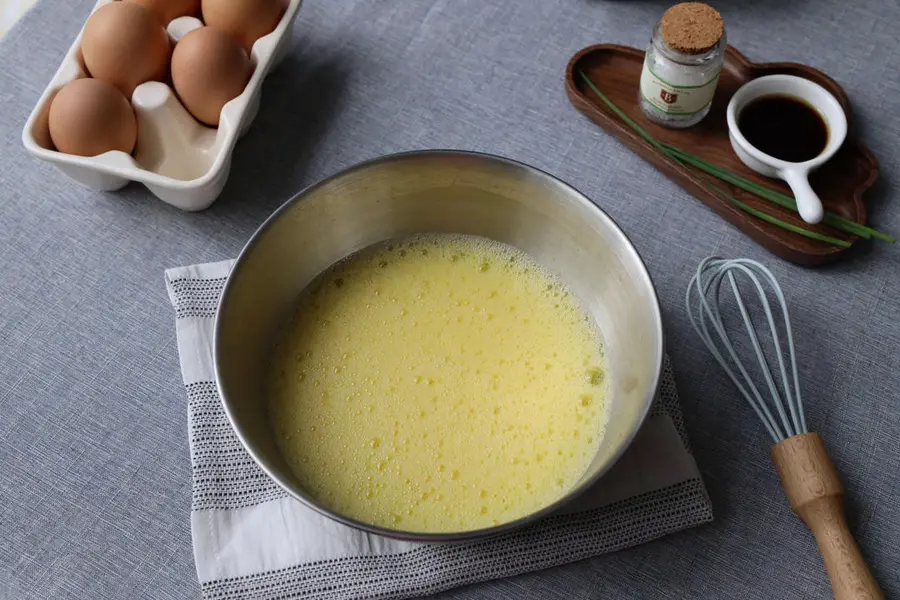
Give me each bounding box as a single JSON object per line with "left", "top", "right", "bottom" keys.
{"left": 166, "top": 259, "right": 713, "bottom": 600}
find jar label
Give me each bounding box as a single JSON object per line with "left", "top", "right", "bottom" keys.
{"left": 639, "top": 59, "right": 720, "bottom": 115}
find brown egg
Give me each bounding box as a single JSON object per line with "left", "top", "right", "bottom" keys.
{"left": 171, "top": 26, "right": 252, "bottom": 126}
{"left": 201, "top": 0, "right": 286, "bottom": 53}
{"left": 48, "top": 78, "right": 137, "bottom": 157}
{"left": 81, "top": 2, "right": 171, "bottom": 97}
{"left": 124, "top": 0, "right": 200, "bottom": 25}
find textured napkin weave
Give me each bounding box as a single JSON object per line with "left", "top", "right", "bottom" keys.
{"left": 165, "top": 259, "right": 713, "bottom": 600}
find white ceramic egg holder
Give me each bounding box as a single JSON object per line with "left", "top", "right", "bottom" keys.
{"left": 21, "top": 0, "right": 303, "bottom": 211}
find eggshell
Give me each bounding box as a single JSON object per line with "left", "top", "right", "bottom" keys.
{"left": 48, "top": 78, "right": 137, "bottom": 157}
{"left": 82, "top": 2, "right": 171, "bottom": 96}
{"left": 171, "top": 26, "right": 252, "bottom": 126}
{"left": 201, "top": 0, "right": 286, "bottom": 52}
{"left": 125, "top": 0, "right": 200, "bottom": 26}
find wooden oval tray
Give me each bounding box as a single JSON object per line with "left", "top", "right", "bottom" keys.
{"left": 565, "top": 44, "right": 879, "bottom": 266}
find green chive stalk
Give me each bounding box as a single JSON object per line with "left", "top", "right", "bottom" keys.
{"left": 660, "top": 144, "right": 893, "bottom": 243}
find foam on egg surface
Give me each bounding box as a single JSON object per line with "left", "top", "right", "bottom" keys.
{"left": 267, "top": 234, "right": 609, "bottom": 533}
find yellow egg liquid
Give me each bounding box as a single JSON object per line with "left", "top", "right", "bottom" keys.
{"left": 267, "top": 234, "right": 608, "bottom": 533}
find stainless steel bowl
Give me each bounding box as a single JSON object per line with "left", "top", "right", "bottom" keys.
{"left": 215, "top": 150, "right": 664, "bottom": 541}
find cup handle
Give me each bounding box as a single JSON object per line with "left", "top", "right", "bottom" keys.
{"left": 782, "top": 169, "right": 824, "bottom": 224}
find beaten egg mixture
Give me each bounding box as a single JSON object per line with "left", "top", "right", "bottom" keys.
{"left": 268, "top": 234, "right": 608, "bottom": 532}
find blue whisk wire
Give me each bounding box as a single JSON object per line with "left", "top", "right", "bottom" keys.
{"left": 686, "top": 258, "right": 807, "bottom": 443}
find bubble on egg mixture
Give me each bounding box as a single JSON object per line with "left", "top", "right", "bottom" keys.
{"left": 266, "top": 234, "right": 609, "bottom": 533}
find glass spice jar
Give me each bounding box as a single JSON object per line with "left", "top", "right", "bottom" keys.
{"left": 639, "top": 2, "right": 726, "bottom": 128}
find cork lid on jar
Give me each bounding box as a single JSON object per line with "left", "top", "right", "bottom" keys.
{"left": 660, "top": 2, "right": 724, "bottom": 54}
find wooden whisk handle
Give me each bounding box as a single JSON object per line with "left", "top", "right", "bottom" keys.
{"left": 771, "top": 433, "right": 883, "bottom": 600}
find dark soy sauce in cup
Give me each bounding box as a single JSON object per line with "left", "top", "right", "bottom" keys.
{"left": 738, "top": 95, "right": 828, "bottom": 163}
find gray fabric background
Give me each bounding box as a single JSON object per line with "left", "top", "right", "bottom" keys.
{"left": 1, "top": 0, "right": 898, "bottom": 598}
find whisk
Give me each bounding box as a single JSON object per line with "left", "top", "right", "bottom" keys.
{"left": 686, "top": 257, "right": 882, "bottom": 600}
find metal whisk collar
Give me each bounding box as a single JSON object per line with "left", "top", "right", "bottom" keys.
{"left": 686, "top": 257, "right": 807, "bottom": 443}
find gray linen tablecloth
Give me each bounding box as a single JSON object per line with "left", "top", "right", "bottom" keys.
{"left": 1, "top": 0, "right": 898, "bottom": 598}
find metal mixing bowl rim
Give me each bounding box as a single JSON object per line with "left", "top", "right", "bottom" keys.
{"left": 214, "top": 149, "right": 664, "bottom": 542}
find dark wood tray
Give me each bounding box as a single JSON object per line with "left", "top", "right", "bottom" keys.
{"left": 565, "top": 44, "right": 879, "bottom": 266}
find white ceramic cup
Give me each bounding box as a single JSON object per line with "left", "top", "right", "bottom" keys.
{"left": 726, "top": 75, "right": 847, "bottom": 224}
